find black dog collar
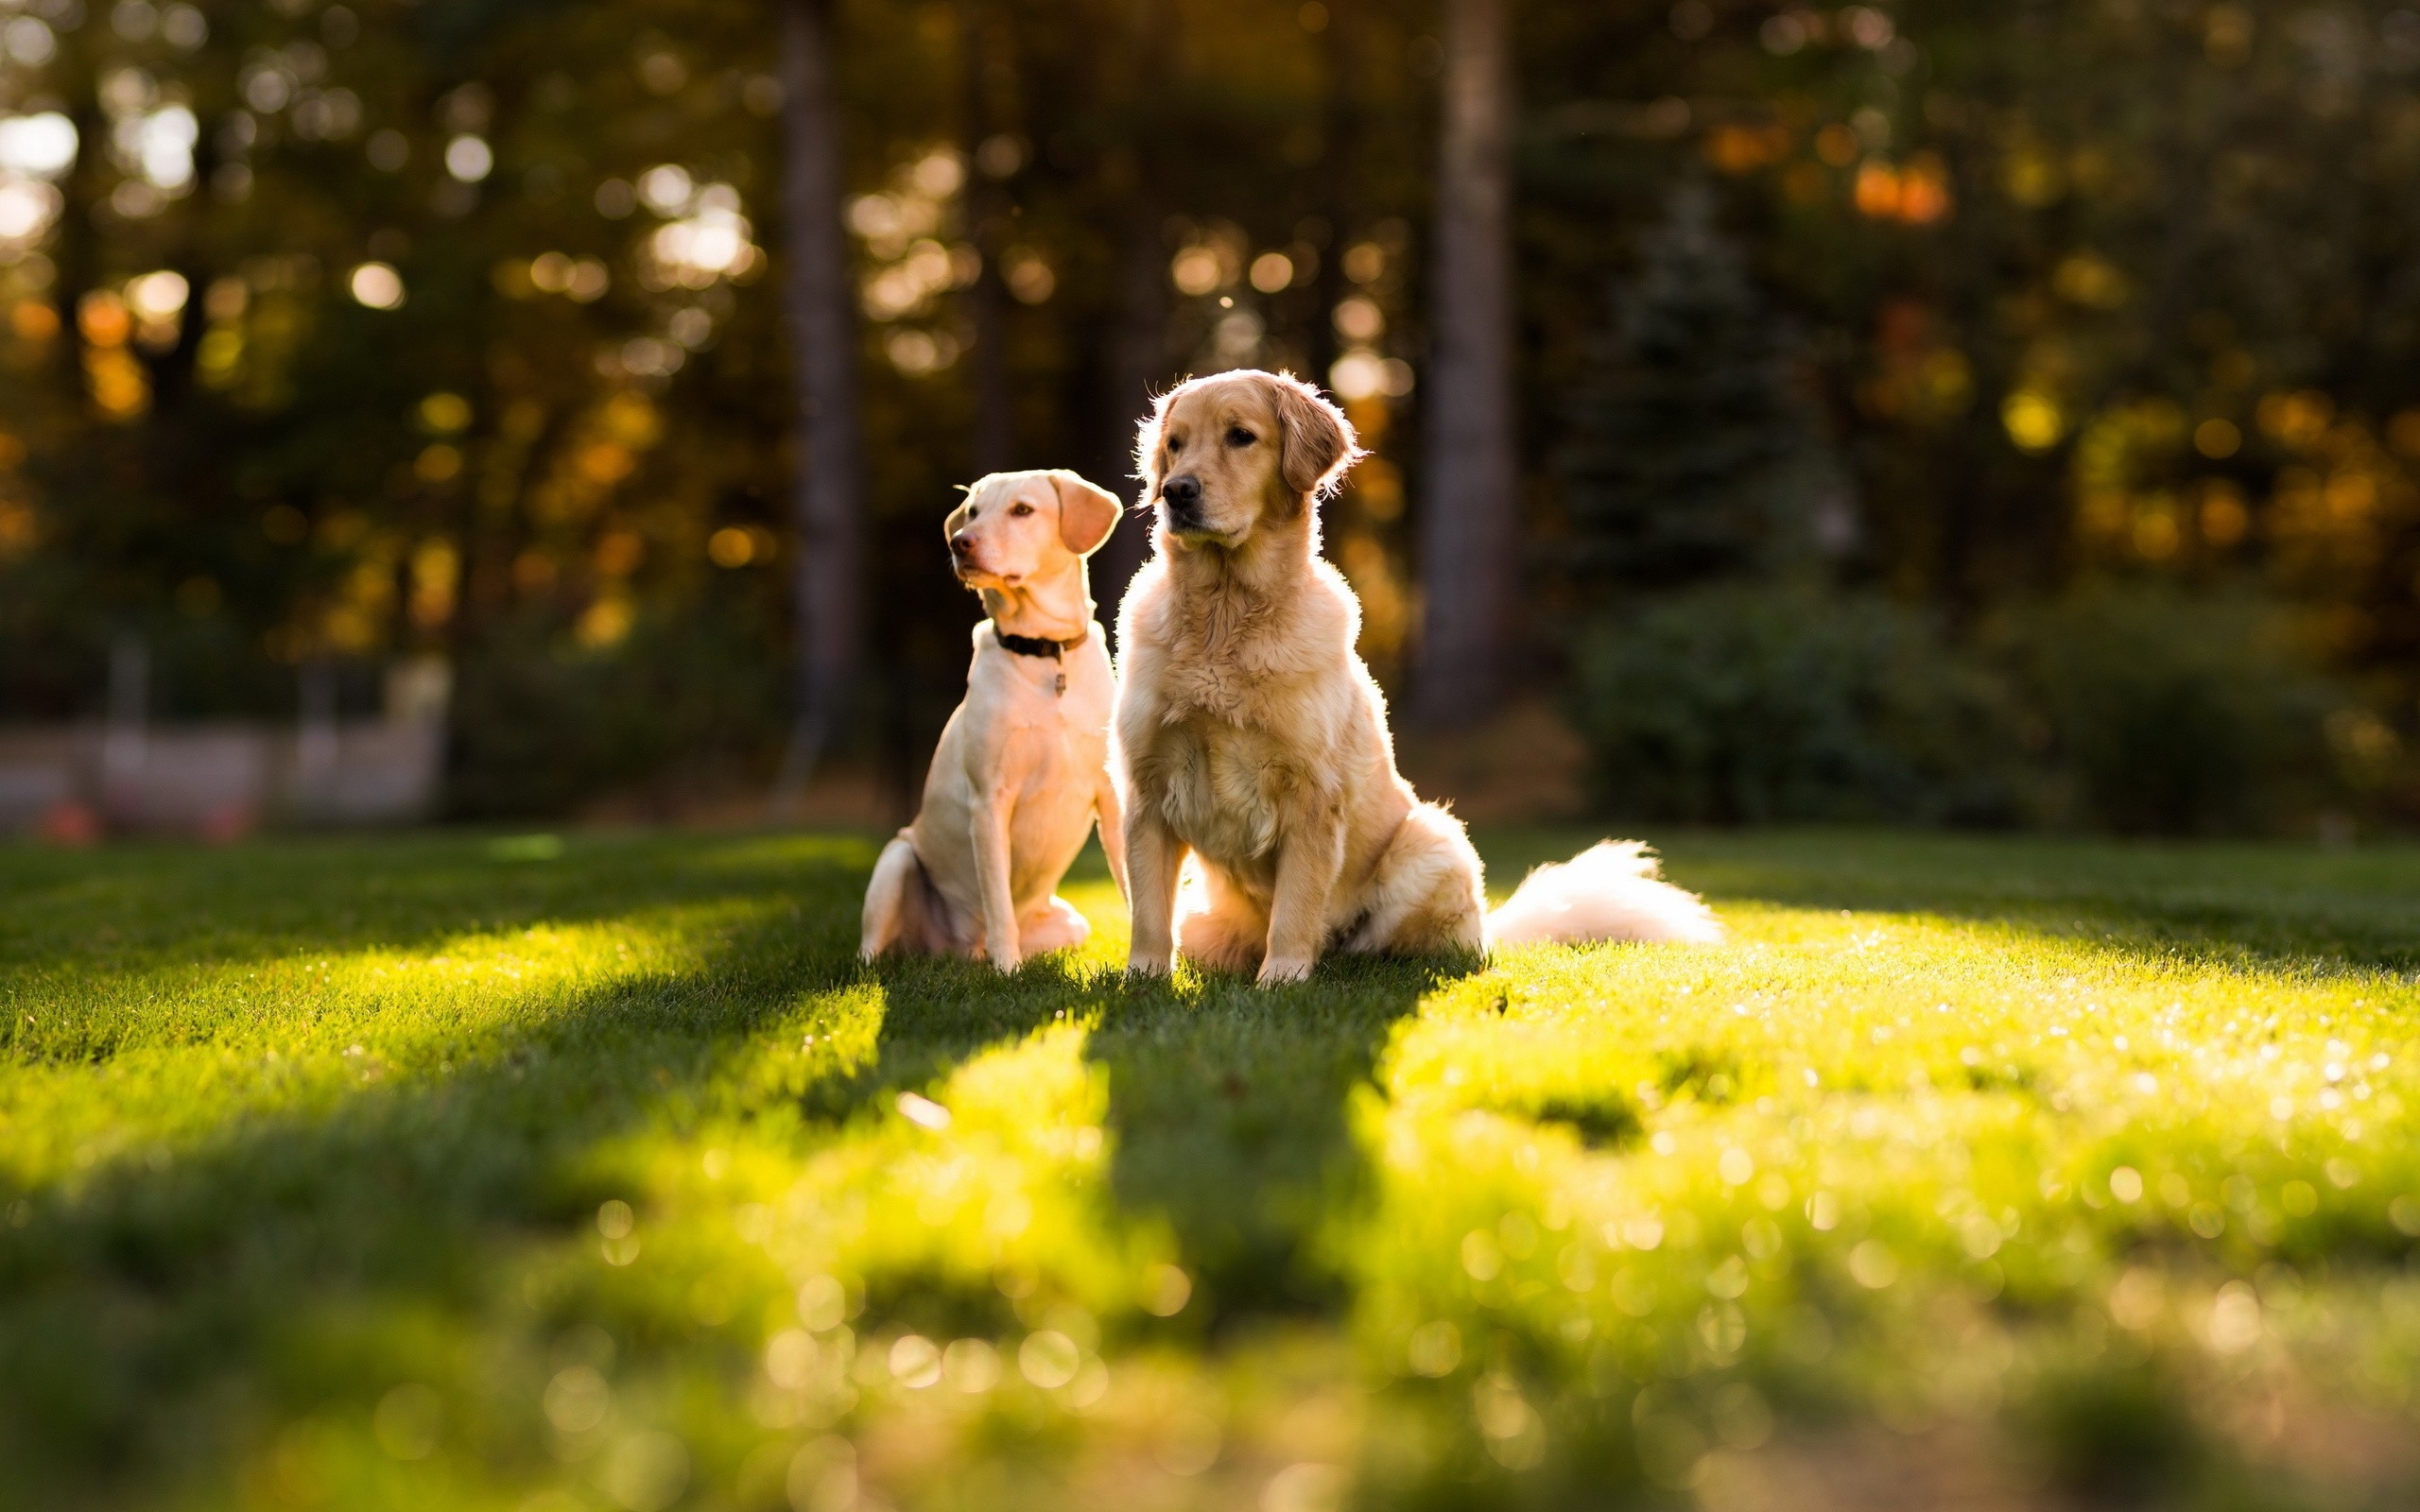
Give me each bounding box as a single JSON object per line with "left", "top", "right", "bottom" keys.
{"left": 994, "top": 627, "right": 1086, "bottom": 660}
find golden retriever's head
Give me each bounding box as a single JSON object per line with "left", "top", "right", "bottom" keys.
{"left": 1135, "top": 369, "right": 1361, "bottom": 549}
{"left": 945, "top": 469, "right": 1122, "bottom": 589}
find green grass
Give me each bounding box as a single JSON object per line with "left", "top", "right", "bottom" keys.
{"left": 4, "top": 828, "right": 2419, "bottom": 1511}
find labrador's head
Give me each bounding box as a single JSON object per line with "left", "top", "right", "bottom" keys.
{"left": 1136, "top": 370, "right": 1360, "bottom": 549}
{"left": 945, "top": 469, "right": 1122, "bottom": 589}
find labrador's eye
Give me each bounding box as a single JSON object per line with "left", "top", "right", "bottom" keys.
{"left": 1010, "top": 502, "right": 1034, "bottom": 516}
{"left": 1226, "top": 427, "right": 1256, "bottom": 448}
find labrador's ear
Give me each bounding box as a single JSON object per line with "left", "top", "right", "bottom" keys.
{"left": 942, "top": 495, "right": 975, "bottom": 543}
{"left": 1052, "top": 471, "right": 1123, "bottom": 557}
{"left": 1268, "top": 373, "right": 1362, "bottom": 498}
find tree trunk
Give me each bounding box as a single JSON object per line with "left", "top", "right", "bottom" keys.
{"left": 1088, "top": 0, "right": 1174, "bottom": 639}
{"left": 1414, "top": 0, "right": 1517, "bottom": 726}
{"left": 1305, "top": 0, "right": 1356, "bottom": 393}
{"left": 959, "top": 0, "right": 1014, "bottom": 476}
{"left": 772, "top": 0, "right": 867, "bottom": 810}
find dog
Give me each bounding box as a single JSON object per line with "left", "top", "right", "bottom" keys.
{"left": 1113, "top": 369, "right": 1720, "bottom": 986}
{"left": 860, "top": 469, "right": 1129, "bottom": 970}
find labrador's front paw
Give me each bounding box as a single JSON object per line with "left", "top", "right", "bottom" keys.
{"left": 984, "top": 936, "right": 1024, "bottom": 973}
{"left": 1256, "top": 955, "right": 1313, "bottom": 987}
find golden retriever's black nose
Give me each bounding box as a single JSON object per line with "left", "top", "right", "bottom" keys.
{"left": 1163, "top": 474, "right": 1201, "bottom": 520}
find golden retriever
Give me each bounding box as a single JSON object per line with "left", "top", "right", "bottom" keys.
{"left": 861, "top": 470, "right": 1129, "bottom": 969}
{"left": 1113, "top": 369, "right": 1719, "bottom": 985}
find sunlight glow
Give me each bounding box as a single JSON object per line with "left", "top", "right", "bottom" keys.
{"left": 443, "top": 134, "right": 493, "bottom": 182}
{"left": 128, "top": 105, "right": 198, "bottom": 190}
{"left": 0, "top": 113, "right": 78, "bottom": 179}
{"left": 126, "top": 269, "right": 188, "bottom": 322}
{"left": 0, "top": 177, "right": 60, "bottom": 242}
{"left": 349, "top": 262, "right": 406, "bottom": 310}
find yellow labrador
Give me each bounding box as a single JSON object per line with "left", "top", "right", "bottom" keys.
{"left": 861, "top": 470, "right": 1129, "bottom": 969}
{"left": 1115, "top": 370, "right": 1719, "bottom": 986}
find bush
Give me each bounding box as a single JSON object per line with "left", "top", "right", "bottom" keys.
{"left": 1571, "top": 580, "right": 2380, "bottom": 836}
{"left": 447, "top": 611, "right": 783, "bottom": 818}
{"left": 1570, "top": 585, "right": 2026, "bottom": 825}
{"left": 2008, "top": 585, "right": 2347, "bottom": 834}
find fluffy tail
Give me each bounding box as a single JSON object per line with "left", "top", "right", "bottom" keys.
{"left": 1484, "top": 840, "right": 1723, "bottom": 950}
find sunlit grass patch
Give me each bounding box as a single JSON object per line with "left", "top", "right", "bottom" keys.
{"left": 1343, "top": 869, "right": 2420, "bottom": 1503}
{"left": 1, "top": 829, "right": 2417, "bottom": 1510}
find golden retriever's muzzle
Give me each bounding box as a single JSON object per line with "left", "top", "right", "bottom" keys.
{"left": 1159, "top": 472, "right": 1206, "bottom": 534}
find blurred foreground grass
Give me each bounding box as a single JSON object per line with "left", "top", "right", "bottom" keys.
{"left": 4, "top": 829, "right": 2420, "bottom": 1511}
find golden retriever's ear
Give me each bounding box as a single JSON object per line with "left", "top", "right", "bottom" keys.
{"left": 1132, "top": 390, "right": 1171, "bottom": 497}
{"left": 1051, "top": 471, "right": 1121, "bottom": 556}
{"left": 1268, "top": 372, "right": 1362, "bottom": 498}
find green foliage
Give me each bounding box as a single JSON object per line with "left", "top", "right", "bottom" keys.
{"left": 2010, "top": 585, "right": 2349, "bottom": 835}
{"left": 1520, "top": 1, "right": 2420, "bottom": 756}
{"left": 0, "top": 0, "right": 1442, "bottom": 799}
{"left": 7, "top": 829, "right": 2420, "bottom": 1508}
{"left": 1569, "top": 584, "right": 2026, "bottom": 826}
{"left": 5, "top": 0, "right": 2420, "bottom": 817}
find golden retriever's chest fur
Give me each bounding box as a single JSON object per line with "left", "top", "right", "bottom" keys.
{"left": 1122, "top": 557, "right": 1367, "bottom": 895}
{"left": 1146, "top": 583, "right": 1305, "bottom": 726}
{"left": 1150, "top": 715, "right": 1290, "bottom": 885}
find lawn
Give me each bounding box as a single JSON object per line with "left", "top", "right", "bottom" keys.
{"left": 4, "top": 828, "right": 2419, "bottom": 1512}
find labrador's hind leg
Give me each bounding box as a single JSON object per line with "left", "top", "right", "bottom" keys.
{"left": 861, "top": 833, "right": 935, "bottom": 959}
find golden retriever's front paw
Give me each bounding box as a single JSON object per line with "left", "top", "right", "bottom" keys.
{"left": 1125, "top": 950, "right": 1173, "bottom": 980}
{"left": 1256, "top": 956, "right": 1314, "bottom": 987}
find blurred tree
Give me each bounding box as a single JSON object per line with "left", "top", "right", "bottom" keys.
{"left": 1416, "top": 0, "right": 1516, "bottom": 725}
{"left": 957, "top": 0, "right": 1013, "bottom": 476}
{"left": 4, "top": 0, "right": 2410, "bottom": 822}
{"left": 1085, "top": 0, "right": 1174, "bottom": 631}
{"left": 772, "top": 0, "right": 866, "bottom": 804}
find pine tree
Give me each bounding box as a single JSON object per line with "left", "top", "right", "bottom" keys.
{"left": 1554, "top": 180, "right": 1851, "bottom": 598}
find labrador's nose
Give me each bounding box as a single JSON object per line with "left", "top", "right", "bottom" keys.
{"left": 1162, "top": 474, "right": 1202, "bottom": 519}
{"left": 949, "top": 532, "right": 976, "bottom": 559}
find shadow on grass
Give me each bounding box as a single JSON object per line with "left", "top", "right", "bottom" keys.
{"left": 845, "top": 873, "right": 1478, "bottom": 1323}
{"left": 1082, "top": 954, "right": 1477, "bottom": 1321}
{"left": 810, "top": 833, "right": 1472, "bottom": 1322}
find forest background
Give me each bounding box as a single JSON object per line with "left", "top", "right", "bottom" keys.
{"left": 2, "top": 0, "right": 2416, "bottom": 835}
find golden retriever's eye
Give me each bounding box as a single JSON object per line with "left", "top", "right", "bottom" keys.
{"left": 1167, "top": 436, "right": 1185, "bottom": 455}
{"left": 1226, "top": 427, "right": 1255, "bottom": 448}
{"left": 1011, "top": 502, "right": 1034, "bottom": 516}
